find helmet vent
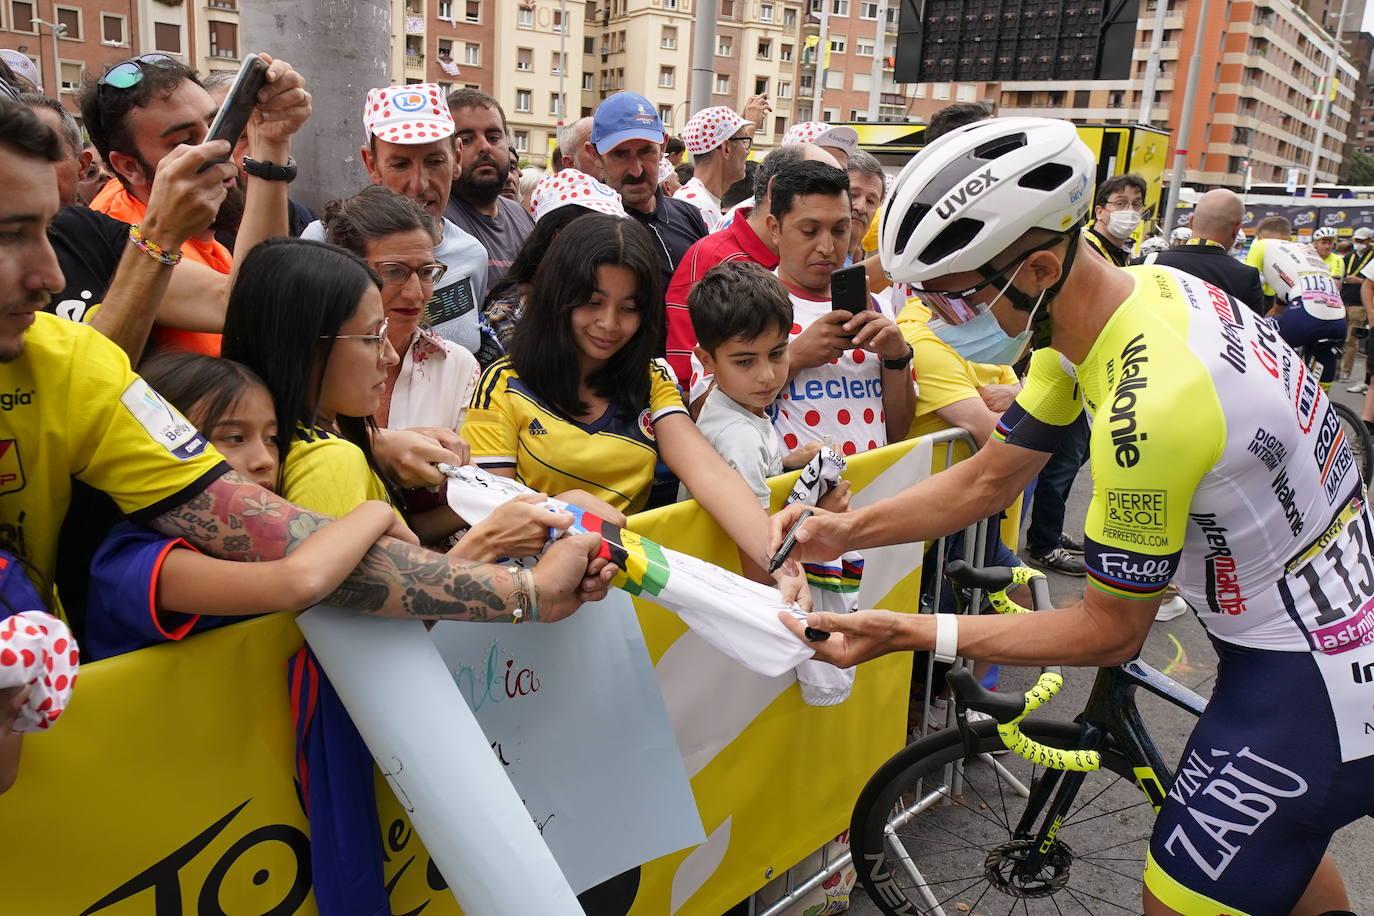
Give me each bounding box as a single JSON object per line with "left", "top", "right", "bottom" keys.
{"left": 920, "top": 217, "right": 983, "bottom": 265}
{"left": 973, "top": 132, "right": 1027, "bottom": 161}
{"left": 1018, "top": 162, "right": 1074, "bottom": 191}
{"left": 893, "top": 203, "right": 931, "bottom": 256}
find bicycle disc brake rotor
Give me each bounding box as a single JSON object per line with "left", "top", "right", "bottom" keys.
{"left": 984, "top": 838, "right": 1073, "bottom": 898}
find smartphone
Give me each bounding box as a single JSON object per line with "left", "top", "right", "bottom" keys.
{"left": 830, "top": 264, "right": 870, "bottom": 314}
{"left": 201, "top": 53, "right": 268, "bottom": 169}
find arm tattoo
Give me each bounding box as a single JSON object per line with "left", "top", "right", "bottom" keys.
{"left": 145, "top": 471, "right": 515, "bottom": 621}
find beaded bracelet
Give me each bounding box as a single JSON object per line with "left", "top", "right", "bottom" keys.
{"left": 506, "top": 565, "right": 539, "bottom": 624}
{"left": 129, "top": 224, "right": 183, "bottom": 266}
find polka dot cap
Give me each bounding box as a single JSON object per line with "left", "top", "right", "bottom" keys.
{"left": 782, "top": 121, "right": 859, "bottom": 156}
{"left": 681, "top": 106, "right": 753, "bottom": 156}
{"left": 363, "top": 83, "right": 455, "bottom": 145}
{"left": 658, "top": 156, "right": 675, "bottom": 184}
{"left": 531, "top": 169, "right": 628, "bottom": 223}
{"left": 0, "top": 611, "right": 78, "bottom": 733}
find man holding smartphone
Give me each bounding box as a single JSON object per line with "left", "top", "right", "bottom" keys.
{"left": 765, "top": 160, "right": 915, "bottom": 456}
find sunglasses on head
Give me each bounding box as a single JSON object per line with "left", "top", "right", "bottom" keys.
{"left": 97, "top": 54, "right": 182, "bottom": 93}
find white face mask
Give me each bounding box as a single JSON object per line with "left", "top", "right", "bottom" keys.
{"left": 1106, "top": 209, "right": 1142, "bottom": 238}
{"left": 931, "top": 261, "right": 1047, "bottom": 366}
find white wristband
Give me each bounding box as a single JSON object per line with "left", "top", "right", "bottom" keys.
{"left": 934, "top": 613, "right": 959, "bottom": 664}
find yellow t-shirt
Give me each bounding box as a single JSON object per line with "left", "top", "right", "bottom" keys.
{"left": 1245, "top": 237, "right": 1276, "bottom": 297}
{"left": 281, "top": 425, "right": 394, "bottom": 518}
{"left": 1, "top": 314, "right": 228, "bottom": 601}
{"left": 464, "top": 357, "right": 688, "bottom": 514}
{"left": 896, "top": 297, "right": 1023, "bottom": 548}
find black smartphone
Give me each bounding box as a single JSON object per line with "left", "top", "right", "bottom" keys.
{"left": 201, "top": 53, "right": 268, "bottom": 169}
{"left": 830, "top": 263, "right": 870, "bottom": 314}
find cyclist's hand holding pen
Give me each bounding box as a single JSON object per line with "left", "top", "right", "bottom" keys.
{"left": 777, "top": 608, "right": 913, "bottom": 668}
{"left": 767, "top": 503, "right": 855, "bottom": 566}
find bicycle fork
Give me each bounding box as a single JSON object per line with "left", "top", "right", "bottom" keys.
{"left": 1008, "top": 723, "right": 1107, "bottom": 882}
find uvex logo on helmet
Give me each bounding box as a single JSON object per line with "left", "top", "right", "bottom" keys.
{"left": 935, "top": 168, "right": 999, "bottom": 220}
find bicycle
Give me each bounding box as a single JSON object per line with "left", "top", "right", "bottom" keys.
{"left": 849, "top": 560, "right": 1207, "bottom": 915}
{"left": 1301, "top": 334, "right": 1372, "bottom": 486}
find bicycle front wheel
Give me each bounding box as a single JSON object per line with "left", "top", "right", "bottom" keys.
{"left": 1332, "top": 401, "right": 1373, "bottom": 486}
{"left": 850, "top": 720, "right": 1157, "bottom": 916}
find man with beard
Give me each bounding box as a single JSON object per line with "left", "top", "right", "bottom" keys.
{"left": 445, "top": 89, "right": 533, "bottom": 291}
{"left": 587, "top": 92, "right": 707, "bottom": 302}
{"left": 202, "top": 70, "right": 314, "bottom": 252}
{"left": 80, "top": 53, "right": 306, "bottom": 356}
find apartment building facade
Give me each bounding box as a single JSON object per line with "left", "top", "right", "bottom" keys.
{"left": 996, "top": 0, "right": 1359, "bottom": 188}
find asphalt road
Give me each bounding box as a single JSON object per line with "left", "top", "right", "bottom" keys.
{"left": 844, "top": 376, "right": 1374, "bottom": 915}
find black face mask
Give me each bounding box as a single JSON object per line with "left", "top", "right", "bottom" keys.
{"left": 999, "top": 224, "right": 1084, "bottom": 351}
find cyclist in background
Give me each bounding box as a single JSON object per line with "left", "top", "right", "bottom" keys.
{"left": 771, "top": 117, "right": 1372, "bottom": 916}
{"left": 1257, "top": 237, "right": 1348, "bottom": 388}
{"left": 1312, "top": 227, "right": 1345, "bottom": 281}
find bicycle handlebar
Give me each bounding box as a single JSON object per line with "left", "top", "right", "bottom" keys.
{"left": 943, "top": 563, "right": 1102, "bottom": 772}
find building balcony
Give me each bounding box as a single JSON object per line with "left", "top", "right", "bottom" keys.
{"left": 406, "top": 15, "right": 426, "bottom": 34}
{"left": 405, "top": 53, "right": 426, "bottom": 75}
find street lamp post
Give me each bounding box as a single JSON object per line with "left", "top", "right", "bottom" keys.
{"left": 31, "top": 18, "right": 67, "bottom": 93}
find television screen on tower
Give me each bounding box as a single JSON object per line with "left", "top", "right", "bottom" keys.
{"left": 893, "top": 0, "right": 1142, "bottom": 84}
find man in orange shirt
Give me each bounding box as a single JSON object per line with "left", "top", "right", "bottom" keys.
{"left": 79, "top": 53, "right": 309, "bottom": 356}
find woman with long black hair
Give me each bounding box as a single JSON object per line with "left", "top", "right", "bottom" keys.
{"left": 464, "top": 213, "right": 804, "bottom": 592}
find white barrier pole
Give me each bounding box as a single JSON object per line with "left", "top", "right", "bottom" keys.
{"left": 298, "top": 610, "right": 585, "bottom": 916}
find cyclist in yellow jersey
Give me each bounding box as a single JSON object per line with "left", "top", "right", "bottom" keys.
{"left": 1312, "top": 227, "right": 1345, "bottom": 281}
{"left": 0, "top": 100, "right": 613, "bottom": 636}
{"left": 770, "top": 117, "right": 1373, "bottom": 915}
{"left": 1244, "top": 214, "right": 1296, "bottom": 303}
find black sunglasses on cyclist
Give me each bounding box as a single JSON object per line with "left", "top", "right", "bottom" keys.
{"left": 98, "top": 54, "right": 182, "bottom": 93}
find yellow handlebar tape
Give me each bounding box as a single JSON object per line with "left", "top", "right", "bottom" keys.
{"left": 988, "top": 566, "right": 1043, "bottom": 616}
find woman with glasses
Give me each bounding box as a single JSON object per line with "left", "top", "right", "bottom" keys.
{"left": 222, "top": 237, "right": 566, "bottom": 555}
{"left": 323, "top": 186, "right": 479, "bottom": 432}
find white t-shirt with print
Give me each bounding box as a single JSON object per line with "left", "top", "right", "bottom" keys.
{"left": 673, "top": 177, "right": 722, "bottom": 232}
{"left": 775, "top": 290, "right": 889, "bottom": 458}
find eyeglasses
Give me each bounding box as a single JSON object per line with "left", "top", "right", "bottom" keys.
{"left": 98, "top": 54, "right": 181, "bottom": 93}
{"left": 371, "top": 261, "right": 448, "bottom": 288}
{"left": 328, "top": 317, "right": 391, "bottom": 357}
{"left": 1102, "top": 198, "right": 1145, "bottom": 213}
{"left": 731, "top": 134, "right": 754, "bottom": 151}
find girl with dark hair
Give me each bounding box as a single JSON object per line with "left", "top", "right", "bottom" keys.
{"left": 323, "top": 185, "right": 480, "bottom": 431}
{"left": 222, "top": 237, "right": 558, "bottom": 556}
{"left": 482, "top": 204, "right": 591, "bottom": 347}
{"left": 83, "top": 350, "right": 402, "bottom": 661}
{"left": 465, "top": 213, "right": 806, "bottom": 592}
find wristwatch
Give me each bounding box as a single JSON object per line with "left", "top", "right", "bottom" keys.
{"left": 882, "top": 345, "right": 914, "bottom": 371}
{"left": 243, "top": 155, "right": 298, "bottom": 183}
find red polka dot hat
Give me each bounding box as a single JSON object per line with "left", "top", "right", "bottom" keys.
{"left": 681, "top": 106, "right": 753, "bottom": 156}
{"left": 363, "top": 83, "right": 455, "bottom": 145}
{"left": 531, "top": 169, "right": 628, "bottom": 223}
{"left": 782, "top": 121, "right": 859, "bottom": 156}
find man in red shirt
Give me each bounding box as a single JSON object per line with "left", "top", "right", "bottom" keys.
{"left": 665, "top": 143, "right": 840, "bottom": 386}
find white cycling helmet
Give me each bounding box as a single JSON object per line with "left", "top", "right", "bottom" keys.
{"left": 1139, "top": 236, "right": 1168, "bottom": 255}
{"left": 1169, "top": 226, "right": 1192, "bottom": 244}
{"left": 880, "top": 117, "right": 1096, "bottom": 285}
{"left": 1312, "top": 226, "right": 1337, "bottom": 241}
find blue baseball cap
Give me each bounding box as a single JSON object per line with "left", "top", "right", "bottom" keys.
{"left": 592, "top": 92, "right": 665, "bottom": 154}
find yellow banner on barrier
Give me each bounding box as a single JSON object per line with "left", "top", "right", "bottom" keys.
{"left": 0, "top": 438, "right": 929, "bottom": 914}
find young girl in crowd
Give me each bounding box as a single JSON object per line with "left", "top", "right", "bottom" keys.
{"left": 463, "top": 212, "right": 802, "bottom": 586}
{"left": 84, "top": 353, "right": 402, "bottom": 661}
{"left": 221, "top": 238, "right": 560, "bottom": 558}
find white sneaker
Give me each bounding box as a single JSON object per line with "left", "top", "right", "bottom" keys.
{"left": 1348, "top": 382, "right": 1369, "bottom": 394}
{"left": 1155, "top": 596, "right": 1188, "bottom": 622}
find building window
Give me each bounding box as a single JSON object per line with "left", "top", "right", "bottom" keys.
{"left": 721, "top": 0, "right": 734, "bottom": 16}
{"left": 822, "top": 107, "right": 838, "bottom": 121}
{"left": 830, "top": 37, "right": 846, "bottom": 54}
{"left": 516, "top": 89, "right": 532, "bottom": 112}
{"left": 662, "top": 0, "right": 679, "bottom": 9}
{"left": 465, "top": 42, "right": 481, "bottom": 66}
{"left": 553, "top": 8, "right": 565, "bottom": 31}
{"left": 760, "top": 1, "right": 774, "bottom": 20}
{"left": 584, "top": 35, "right": 594, "bottom": 54}
{"left": 778, "top": 80, "right": 791, "bottom": 98}
{"left": 465, "top": 0, "right": 481, "bottom": 23}
{"left": 208, "top": 21, "right": 238, "bottom": 59}
{"left": 516, "top": 47, "right": 532, "bottom": 71}
{"left": 659, "top": 104, "right": 673, "bottom": 124}
{"left": 550, "top": 92, "right": 563, "bottom": 116}
{"left": 856, "top": 39, "right": 874, "bottom": 56}
{"left": 438, "top": 0, "right": 453, "bottom": 17}
{"left": 885, "top": 4, "right": 898, "bottom": 25}
{"left": 714, "top": 73, "right": 730, "bottom": 94}
{"left": 100, "top": 13, "right": 127, "bottom": 46}
{"left": 780, "top": 43, "right": 793, "bottom": 62}
{"left": 774, "top": 115, "right": 787, "bottom": 135}
{"left": 54, "top": 6, "right": 80, "bottom": 39}
{"left": 438, "top": 38, "right": 453, "bottom": 58}
{"left": 801, "top": 72, "right": 814, "bottom": 91}
{"left": 154, "top": 22, "right": 181, "bottom": 53}
{"left": 860, "top": 0, "right": 878, "bottom": 17}
{"left": 517, "top": 6, "right": 534, "bottom": 27}
{"left": 717, "top": 35, "right": 732, "bottom": 56}
{"left": 59, "top": 60, "right": 82, "bottom": 92}
{"left": 207, "top": 0, "right": 237, "bottom": 6}
{"left": 662, "top": 25, "right": 676, "bottom": 49}
{"left": 551, "top": 51, "right": 564, "bottom": 74}
{"left": 582, "top": 72, "right": 593, "bottom": 90}
{"left": 757, "top": 39, "right": 771, "bottom": 59}
{"left": 783, "top": 7, "right": 796, "bottom": 27}
{"left": 831, "top": 0, "right": 849, "bottom": 14}
{"left": 754, "top": 76, "right": 768, "bottom": 95}
{"left": 957, "top": 84, "right": 975, "bottom": 102}
{"left": 10, "top": 2, "right": 35, "bottom": 33}
{"left": 824, "top": 69, "right": 843, "bottom": 89}
{"left": 659, "top": 66, "right": 675, "bottom": 88}
{"left": 514, "top": 130, "right": 529, "bottom": 152}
